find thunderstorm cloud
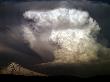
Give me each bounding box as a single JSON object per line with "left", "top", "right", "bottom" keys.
{"left": 23, "top": 8, "right": 101, "bottom": 64}
{"left": 0, "top": 0, "right": 110, "bottom": 76}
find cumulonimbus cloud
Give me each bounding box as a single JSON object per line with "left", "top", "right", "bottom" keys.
{"left": 22, "top": 8, "right": 110, "bottom": 64}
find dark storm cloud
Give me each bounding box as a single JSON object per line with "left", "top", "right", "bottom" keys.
{"left": 0, "top": 0, "right": 110, "bottom": 76}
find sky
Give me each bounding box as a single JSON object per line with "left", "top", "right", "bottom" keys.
{"left": 0, "top": 0, "right": 110, "bottom": 76}
{"left": 0, "top": 0, "right": 110, "bottom": 45}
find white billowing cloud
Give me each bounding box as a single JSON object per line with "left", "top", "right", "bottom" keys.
{"left": 22, "top": 8, "right": 109, "bottom": 64}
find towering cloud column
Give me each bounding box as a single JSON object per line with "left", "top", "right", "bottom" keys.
{"left": 23, "top": 8, "right": 108, "bottom": 64}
